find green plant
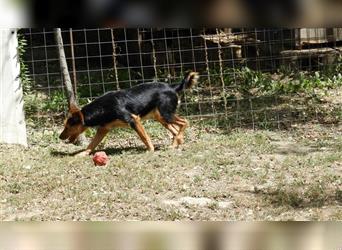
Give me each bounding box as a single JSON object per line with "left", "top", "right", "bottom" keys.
{"left": 208, "top": 64, "right": 342, "bottom": 97}
{"left": 17, "top": 32, "right": 32, "bottom": 94}
{"left": 234, "top": 67, "right": 272, "bottom": 95}
{"left": 24, "top": 94, "right": 43, "bottom": 117}
{"left": 323, "top": 55, "right": 342, "bottom": 78}
{"left": 43, "top": 90, "right": 67, "bottom": 112}
{"left": 270, "top": 65, "right": 342, "bottom": 95}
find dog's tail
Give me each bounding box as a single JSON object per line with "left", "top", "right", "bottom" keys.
{"left": 172, "top": 71, "right": 199, "bottom": 93}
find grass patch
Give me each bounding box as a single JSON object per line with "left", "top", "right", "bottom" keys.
{"left": 266, "top": 180, "right": 336, "bottom": 208}
{"left": 1, "top": 121, "right": 341, "bottom": 220}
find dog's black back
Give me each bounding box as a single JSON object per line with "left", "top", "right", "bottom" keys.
{"left": 81, "top": 72, "right": 199, "bottom": 128}
{"left": 82, "top": 83, "right": 176, "bottom": 126}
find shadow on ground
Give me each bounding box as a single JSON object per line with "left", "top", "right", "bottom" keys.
{"left": 49, "top": 145, "right": 162, "bottom": 157}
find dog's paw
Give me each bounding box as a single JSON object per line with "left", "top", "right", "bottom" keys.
{"left": 171, "top": 136, "right": 184, "bottom": 147}
{"left": 75, "top": 150, "right": 91, "bottom": 157}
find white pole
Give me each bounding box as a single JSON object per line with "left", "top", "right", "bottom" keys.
{"left": 0, "top": 28, "right": 27, "bottom": 147}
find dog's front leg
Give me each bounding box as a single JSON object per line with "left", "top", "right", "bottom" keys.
{"left": 130, "top": 114, "right": 154, "bottom": 151}
{"left": 75, "top": 127, "right": 109, "bottom": 156}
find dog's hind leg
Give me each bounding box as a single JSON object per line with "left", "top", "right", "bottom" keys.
{"left": 76, "top": 127, "right": 110, "bottom": 156}
{"left": 130, "top": 114, "right": 154, "bottom": 151}
{"left": 156, "top": 109, "right": 188, "bottom": 147}
{"left": 154, "top": 110, "right": 179, "bottom": 137}
{"left": 156, "top": 93, "right": 183, "bottom": 144}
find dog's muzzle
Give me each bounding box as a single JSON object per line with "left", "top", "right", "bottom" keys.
{"left": 59, "top": 130, "right": 68, "bottom": 140}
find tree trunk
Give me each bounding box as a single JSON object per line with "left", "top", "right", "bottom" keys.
{"left": 55, "top": 28, "right": 76, "bottom": 107}
{"left": 55, "top": 28, "right": 87, "bottom": 146}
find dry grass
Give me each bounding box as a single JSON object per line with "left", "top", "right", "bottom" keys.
{"left": 0, "top": 121, "right": 341, "bottom": 221}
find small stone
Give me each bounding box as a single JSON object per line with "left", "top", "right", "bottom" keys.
{"left": 23, "top": 165, "right": 31, "bottom": 170}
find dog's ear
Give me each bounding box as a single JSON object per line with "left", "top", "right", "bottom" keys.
{"left": 69, "top": 103, "right": 84, "bottom": 125}
{"left": 70, "top": 110, "right": 85, "bottom": 125}
{"left": 69, "top": 103, "right": 80, "bottom": 114}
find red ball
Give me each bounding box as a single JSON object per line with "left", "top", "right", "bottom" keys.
{"left": 92, "top": 151, "right": 109, "bottom": 166}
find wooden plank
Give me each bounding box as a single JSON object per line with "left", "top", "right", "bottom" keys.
{"left": 281, "top": 47, "right": 342, "bottom": 56}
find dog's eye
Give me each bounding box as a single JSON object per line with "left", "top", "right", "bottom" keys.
{"left": 68, "top": 116, "right": 81, "bottom": 126}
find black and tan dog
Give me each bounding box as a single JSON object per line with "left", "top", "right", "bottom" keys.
{"left": 59, "top": 71, "right": 199, "bottom": 156}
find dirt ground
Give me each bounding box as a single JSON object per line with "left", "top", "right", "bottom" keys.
{"left": 0, "top": 121, "right": 341, "bottom": 221}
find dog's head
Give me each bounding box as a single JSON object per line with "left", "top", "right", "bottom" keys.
{"left": 59, "top": 103, "right": 86, "bottom": 143}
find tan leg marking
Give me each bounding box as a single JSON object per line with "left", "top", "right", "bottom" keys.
{"left": 171, "top": 115, "right": 189, "bottom": 147}
{"left": 171, "top": 124, "right": 180, "bottom": 133}
{"left": 86, "top": 127, "right": 110, "bottom": 152}
{"left": 153, "top": 110, "right": 179, "bottom": 136}
{"left": 76, "top": 127, "right": 110, "bottom": 157}
{"left": 131, "top": 114, "right": 154, "bottom": 151}
{"left": 104, "top": 119, "right": 129, "bottom": 129}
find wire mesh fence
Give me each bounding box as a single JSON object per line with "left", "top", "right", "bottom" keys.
{"left": 20, "top": 28, "right": 342, "bottom": 130}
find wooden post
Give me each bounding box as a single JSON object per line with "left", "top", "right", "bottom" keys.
{"left": 69, "top": 28, "right": 77, "bottom": 95}
{"left": 55, "top": 28, "right": 87, "bottom": 145}
{"left": 54, "top": 28, "right": 76, "bottom": 107}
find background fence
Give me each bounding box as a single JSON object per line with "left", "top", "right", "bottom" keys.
{"left": 20, "top": 28, "right": 342, "bottom": 130}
